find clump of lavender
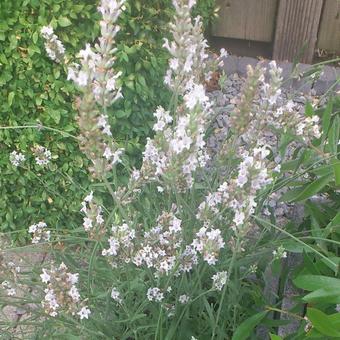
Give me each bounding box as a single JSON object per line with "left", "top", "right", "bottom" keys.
{"left": 41, "top": 0, "right": 126, "bottom": 179}
{"left": 0, "top": 257, "right": 21, "bottom": 298}
{"left": 201, "top": 62, "right": 321, "bottom": 238}
{"left": 102, "top": 222, "right": 136, "bottom": 267}
{"left": 69, "top": 0, "right": 125, "bottom": 179}
{"left": 229, "top": 62, "right": 320, "bottom": 150}
{"left": 198, "top": 145, "right": 273, "bottom": 236}
{"left": 133, "top": 208, "right": 183, "bottom": 276}
{"left": 40, "top": 262, "right": 90, "bottom": 319}
{"left": 192, "top": 223, "right": 225, "bottom": 265}
{"left": 118, "top": 0, "right": 221, "bottom": 198}
{"left": 163, "top": 0, "right": 209, "bottom": 92}
{"left": 31, "top": 0, "right": 326, "bottom": 335}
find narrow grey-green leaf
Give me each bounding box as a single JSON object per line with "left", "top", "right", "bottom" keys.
{"left": 232, "top": 311, "right": 268, "bottom": 340}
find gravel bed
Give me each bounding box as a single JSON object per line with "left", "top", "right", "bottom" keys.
{"left": 222, "top": 55, "right": 339, "bottom": 95}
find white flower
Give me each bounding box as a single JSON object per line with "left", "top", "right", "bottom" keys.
{"left": 132, "top": 169, "right": 141, "bottom": 181}
{"left": 184, "top": 84, "right": 208, "bottom": 110}
{"left": 233, "top": 211, "right": 245, "bottom": 226}
{"left": 188, "top": 0, "right": 196, "bottom": 9}
{"left": 147, "top": 287, "right": 164, "bottom": 302}
{"left": 169, "top": 58, "right": 179, "bottom": 70}
{"left": 103, "top": 147, "right": 113, "bottom": 160}
{"left": 169, "top": 216, "right": 182, "bottom": 233}
{"left": 67, "top": 273, "right": 79, "bottom": 285}
{"left": 10, "top": 151, "right": 25, "bottom": 167}
{"left": 78, "top": 43, "right": 94, "bottom": 61}
{"left": 7, "top": 288, "right": 16, "bottom": 296}
{"left": 29, "top": 221, "right": 50, "bottom": 244}
{"left": 212, "top": 271, "right": 228, "bottom": 291}
{"left": 78, "top": 306, "right": 91, "bottom": 320}
{"left": 77, "top": 71, "right": 88, "bottom": 87}
{"left": 153, "top": 106, "right": 172, "bottom": 132}
{"left": 106, "top": 77, "right": 117, "bottom": 91}
{"left": 41, "top": 26, "right": 65, "bottom": 63}
{"left": 111, "top": 287, "right": 122, "bottom": 303}
{"left": 41, "top": 26, "right": 53, "bottom": 36}
{"left": 34, "top": 146, "right": 51, "bottom": 166}
{"left": 84, "top": 191, "right": 93, "bottom": 203}
{"left": 219, "top": 48, "right": 228, "bottom": 59}
{"left": 178, "top": 294, "right": 189, "bottom": 304}
{"left": 68, "top": 286, "right": 80, "bottom": 302}
{"left": 83, "top": 217, "right": 93, "bottom": 231}
{"left": 112, "top": 149, "right": 123, "bottom": 164}
{"left": 272, "top": 245, "right": 287, "bottom": 260}
{"left": 40, "top": 269, "right": 51, "bottom": 284}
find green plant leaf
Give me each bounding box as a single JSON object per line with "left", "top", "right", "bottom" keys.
{"left": 32, "top": 31, "right": 38, "bottom": 44}
{"left": 328, "top": 115, "right": 340, "bottom": 156}
{"left": 8, "top": 92, "right": 15, "bottom": 106}
{"left": 321, "top": 99, "right": 333, "bottom": 144}
{"left": 305, "top": 101, "right": 314, "bottom": 117}
{"left": 323, "top": 212, "right": 340, "bottom": 238}
{"left": 333, "top": 161, "right": 340, "bottom": 186}
{"left": 58, "top": 17, "right": 72, "bottom": 27}
{"left": 280, "top": 173, "right": 332, "bottom": 202}
{"left": 307, "top": 308, "right": 340, "bottom": 337}
{"left": 304, "top": 288, "right": 340, "bottom": 304}
{"left": 293, "top": 274, "right": 340, "bottom": 291}
{"left": 269, "top": 334, "right": 283, "bottom": 340}
{"left": 232, "top": 311, "right": 268, "bottom": 340}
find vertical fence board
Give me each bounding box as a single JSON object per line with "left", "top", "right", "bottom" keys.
{"left": 273, "top": 0, "right": 324, "bottom": 63}
{"left": 212, "top": 0, "right": 278, "bottom": 42}
{"left": 318, "top": 0, "right": 340, "bottom": 52}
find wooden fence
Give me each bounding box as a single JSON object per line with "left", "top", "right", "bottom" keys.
{"left": 212, "top": 0, "right": 340, "bottom": 63}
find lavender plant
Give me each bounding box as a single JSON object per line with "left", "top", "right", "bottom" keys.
{"left": 1, "top": 0, "right": 329, "bottom": 338}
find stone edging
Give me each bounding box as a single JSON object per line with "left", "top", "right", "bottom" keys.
{"left": 222, "top": 55, "right": 340, "bottom": 95}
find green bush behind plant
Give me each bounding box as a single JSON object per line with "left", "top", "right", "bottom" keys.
{"left": 0, "top": 0, "right": 216, "bottom": 240}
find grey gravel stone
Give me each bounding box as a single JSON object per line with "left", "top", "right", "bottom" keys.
{"left": 220, "top": 55, "right": 339, "bottom": 95}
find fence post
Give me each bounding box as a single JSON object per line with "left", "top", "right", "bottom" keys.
{"left": 273, "top": 0, "right": 324, "bottom": 63}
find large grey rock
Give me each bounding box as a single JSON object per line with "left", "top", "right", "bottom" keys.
{"left": 238, "top": 56, "right": 259, "bottom": 77}
{"left": 278, "top": 61, "right": 294, "bottom": 89}
{"left": 222, "top": 55, "right": 239, "bottom": 76}
{"left": 292, "top": 63, "right": 313, "bottom": 94}
{"left": 313, "top": 66, "right": 339, "bottom": 95}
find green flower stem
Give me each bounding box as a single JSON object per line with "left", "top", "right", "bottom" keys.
{"left": 211, "top": 236, "right": 241, "bottom": 339}
{"left": 0, "top": 124, "right": 78, "bottom": 140}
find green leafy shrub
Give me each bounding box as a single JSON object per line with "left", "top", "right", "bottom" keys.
{"left": 0, "top": 0, "right": 216, "bottom": 239}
